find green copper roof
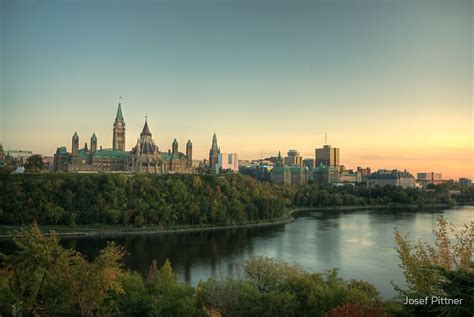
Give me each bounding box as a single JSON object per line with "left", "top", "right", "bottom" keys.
{"left": 271, "top": 166, "right": 290, "bottom": 174}
{"left": 93, "top": 149, "right": 130, "bottom": 159}
{"left": 161, "top": 152, "right": 186, "bottom": 161}
{"left": 116, "top": 103, "right": 124, "bottom": 120}
{"left": 289, "top": 166, "right": 306, "bottom": 173}
{"left": 367, "top": 169, "right": 414, "bottom": 179}
{"left": 91, "top": 133, "right": 97, "bottom": 140}
{"left": 57, "top": 146, "right": 68, "bottom": 155}
{"left": 78, "top": 149, "right": 89, "bottom": 160}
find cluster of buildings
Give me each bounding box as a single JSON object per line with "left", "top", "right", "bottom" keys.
{"left": 0, "top": 102, "right": 472, "bottom": 189}
{"left": 0, "top": 102, "right": 235, "bottom": 176}
{"left": 239, "top": 147, "right": 470, "bottom": 189}
{"left": 239, "top": 147, "right": 374, "bottom": 187}
{"left": 53, "top": 103, "right": 195, "bottom": 174}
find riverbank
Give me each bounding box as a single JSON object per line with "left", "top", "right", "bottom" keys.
{"left": 0, "top": 203, "right": 461, "bottom": 239}
{"left": 0, "top": 211, "right": 297, "bottom": 239}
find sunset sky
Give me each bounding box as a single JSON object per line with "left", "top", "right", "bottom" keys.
{"left": 1, "top": 0, "right": 472, "bottom": 179}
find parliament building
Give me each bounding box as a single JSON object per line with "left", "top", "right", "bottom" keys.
{"left": 54, "top": 102, "right": 194, "bottom": 174}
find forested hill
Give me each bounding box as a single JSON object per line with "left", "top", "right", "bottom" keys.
{"left": 0, "top": 173, "right": 472, "bottom": 227}
{"left": 0, "top": 174, "right": 290, "bottom": 226}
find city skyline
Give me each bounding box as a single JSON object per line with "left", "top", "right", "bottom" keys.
{"left": 1, "top": 0, "right": 472, "bottom": 179}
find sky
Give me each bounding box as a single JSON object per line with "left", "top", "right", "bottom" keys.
{"left": 0, "top": 0, "right": 472, "bottom": 179}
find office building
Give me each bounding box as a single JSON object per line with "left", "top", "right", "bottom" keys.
{"left": 284, "top": 149, "right": 303, "bottom": 167}
{"left": 315, "top": 145, "right": 340, "bottom": 167}
{"left": 357, "top": 167, "right": 371, "bottom": 177}
{"left": 417, "top": 172, "right": 445, "bottom": 187}
{"left": 216, "top": 153, "right": 239, "bottom": 174}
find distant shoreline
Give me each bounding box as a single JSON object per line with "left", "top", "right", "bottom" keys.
{"left": 0, "top": 204, "right": 466, "bottom": 239}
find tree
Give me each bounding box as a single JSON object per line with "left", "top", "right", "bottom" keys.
{"left": 0, "top": 223, "right": 126, "bottom": 316}
{"left": 147, "top": 259, "right": 199, "bottom": 317}
{"left": 428, "top": 265, "right": 474, "bottom": 317}
{"left": 24, "top": 155, "right": 44, "bottom": 172}
{"left": 394, "top": 216, "right": 473, "bottom": 295}
{"left": 394, "top": 216, "right": 474, "bottom": 316}
{"left": 115, "top": 271, "right": 153, "bottom": 316}
{"left": 323, "top": 303, "right": 387, "bottom": 317}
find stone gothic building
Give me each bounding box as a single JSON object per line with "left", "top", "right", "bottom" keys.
{"left": 55, "top": 130, "right": 130, "bottom": 173}
{"left": 54, "top": 102, "right": 130, "bottom": 172}
{"left": 131, "top": 118, "right": 193, "bottom": 174}
{"left": 54, "top": 102, "right": 194, "bottom": 174}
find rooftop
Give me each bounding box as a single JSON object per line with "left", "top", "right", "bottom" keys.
{"left": 92, "top": 149, "right": 130, "bottom": 159}
{"left": 367, "top": 169, "right": 415, "bottom": 179}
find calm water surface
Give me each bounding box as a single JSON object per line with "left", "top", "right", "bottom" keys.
{"left": 1, "top": 206, "right": 472, "bottom": 298}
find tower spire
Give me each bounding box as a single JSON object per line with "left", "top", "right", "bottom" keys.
{"left": 112, "top": 99, "right": 126, "bottom": 151}
{"left": 140, "top": 117, "right": 152, "bottom": 139}
{"left": 209, "top": 132, "right": 219, "bottom": 173}
{"left": 116, "top": 99, "right": 124, "bottom": 121}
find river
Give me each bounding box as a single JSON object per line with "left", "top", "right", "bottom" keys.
{"left": 0, "top": 206, "right": 472, "bottom": 298}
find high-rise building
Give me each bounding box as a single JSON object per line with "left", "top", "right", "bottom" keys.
{"left": 284, "top": 149, "right": 303, "bottom": 167}
{"left": 208, "top": 133, "right": 220, "bottom": 173}
{"left": 315, "top": 145, "right": 340, "bottom": 167}
{"left": 216, "top": 153, "right": 239, "bottom": 174}
{"left": 112, "top": 102, "right": 126, "bottom": 151}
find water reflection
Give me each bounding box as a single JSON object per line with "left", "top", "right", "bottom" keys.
{"left": 0, "top": 206, "right": 471, "bottom": 298}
